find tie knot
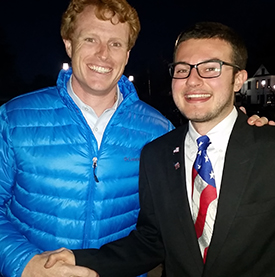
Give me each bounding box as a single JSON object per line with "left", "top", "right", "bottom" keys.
{"left": 196, "top": 135, "right": 210, "bottom": 151}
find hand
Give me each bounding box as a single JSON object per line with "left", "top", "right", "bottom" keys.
{"left": 239, "top": 106, "right": 275, "bottom": 126}
{"left": 22, "top": 249, "right": 98, "bottom": 277}
{"left": 44, "top": 247, "right": 75, "bottom": 268}
{"left": 44, "top": 248, "right": 99, "bottom": 277}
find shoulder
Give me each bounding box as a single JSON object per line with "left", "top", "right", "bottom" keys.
{"left": 0, "top": 87, "right": 64, "bottom": 128}
{"left": 133, "top": 100, "right": 171, "bottom": 123}
{"left": 2, "top": 87, "right": 59, "bottom": 112}
{"left": 232, "top": 111, "right": 275, "bottom": 148}
{"left": 1, "top": 69, "right": 71, "bottom": 115}
{"left": 119, "top": 99, "right": 175, "bottom": 140}
{"left": 142, "top": 124, "right": 188, "bottom": 153}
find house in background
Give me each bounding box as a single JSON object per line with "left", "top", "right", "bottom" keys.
{"left": 238, "top": 64, "right": 275, "bottom": 107}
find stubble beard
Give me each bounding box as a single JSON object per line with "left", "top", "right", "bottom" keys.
{"left": 181, "top": 93, "right": 234, "bottom": 124}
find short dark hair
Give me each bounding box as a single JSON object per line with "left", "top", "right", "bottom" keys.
{"left": 174, "top": 22, "right": 248, "bottom": 70}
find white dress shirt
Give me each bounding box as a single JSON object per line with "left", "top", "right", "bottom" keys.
{"left": 184, "top": 107, "right": 238, "bottom": 211}
{"left": 67, "top": 77, "right": 123, "bottom": 149}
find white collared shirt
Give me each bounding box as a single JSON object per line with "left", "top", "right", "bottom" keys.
{"left": 184, "top": 107, "right": 238, "bottom": 211}
{"left": 67, "top": 77, "right": 123, "bottom": 149}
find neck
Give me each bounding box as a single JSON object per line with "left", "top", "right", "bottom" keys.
{"left": 191, "top": 115, "right": 228, "bottom": 136}
{"left": 191, "top": 122, "right": 215, "bottom": 136}
{"left": 71, "top": 78, "right": 118, "bottom": 117}
{"left": 191, "top": 106, "right": 235, "bottom": 135}
{"left": 82, "top": 91, "right": 118, "bottom": 117}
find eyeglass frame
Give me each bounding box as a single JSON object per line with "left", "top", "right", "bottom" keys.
{"left": 168, "top": 59, "right": 241, "bottom": 79}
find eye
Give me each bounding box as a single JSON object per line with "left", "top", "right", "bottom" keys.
{"left": 110, "top": 42, "right": 122, "bottom": 47}
{"left": 176, "top": 68, "right": 188, "bottom": 73}
{"left": 85, "top": 38, "right": 96, "bottom": 43}
{"left": 175, "top": 65, "right": 189, "bottom": 74}
{"left": 205, "top": 67, "right": 219, "bottom": 72}
{"left": 202, "top": 62, "right": 220, "bottom": 72}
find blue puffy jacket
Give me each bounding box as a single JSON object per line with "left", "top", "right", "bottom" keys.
{"left": 0, "top": 69, "right": 173, "bottom": 277}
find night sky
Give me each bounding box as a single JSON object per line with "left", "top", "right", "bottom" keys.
{"left": 1, "top": 0, "right": 275, "bottom": 95}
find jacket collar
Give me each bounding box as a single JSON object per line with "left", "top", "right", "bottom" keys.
{"left": 56, "top": 69, "right": 139, "bottom": 109}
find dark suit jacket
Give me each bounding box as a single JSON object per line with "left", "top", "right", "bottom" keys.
{"left": 74, "top": 111, "right": 275, "bottom": 277}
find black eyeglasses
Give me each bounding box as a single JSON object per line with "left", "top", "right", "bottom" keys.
{"left": 168, "top": 59, "right": 241, "bottom": 79}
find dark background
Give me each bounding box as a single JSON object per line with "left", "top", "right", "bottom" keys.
{"left": 1, "top": 0, "right": 275, "bottom": 123}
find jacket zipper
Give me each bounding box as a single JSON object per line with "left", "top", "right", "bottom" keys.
{"left": 92, "top": 157, "right": 99, "bottom": 182}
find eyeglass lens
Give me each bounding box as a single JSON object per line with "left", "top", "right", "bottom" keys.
{"left": 171, "top": 61, "right": 221, "bottom": 79}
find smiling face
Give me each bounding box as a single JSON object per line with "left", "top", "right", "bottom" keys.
{"left": 172, "top": 38, "right": 247, "bottom": 133}
{"left": 63, "top": 5, "right": 130, "bottom": 99}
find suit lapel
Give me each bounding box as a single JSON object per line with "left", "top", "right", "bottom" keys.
{"left": 168, "top": 125, "right": 204, "bottom": 272}
{"left": 204, "top": 112, "right": 258, "bottom": 274}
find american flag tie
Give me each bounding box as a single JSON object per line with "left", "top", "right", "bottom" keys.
{"left": 192, "top": 135, "right": 217, "bottom": 263}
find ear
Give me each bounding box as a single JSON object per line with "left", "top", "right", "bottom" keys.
{"left": 234, "top": 70, "right": 248, "bottom": 92}
{"left": 63, "top": 39, "right": 72, "bottom": 58}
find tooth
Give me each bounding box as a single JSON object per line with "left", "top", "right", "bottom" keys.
{"left": 187, "top": 94, "right": 210, "bottom": 98}
{"left": 90, "top": 65, "right": 111, "bottom": 73}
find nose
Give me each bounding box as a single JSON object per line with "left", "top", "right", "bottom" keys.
{"left": 96, "top": 43, "right": 109, "bottom": 60}
{"left": 186, "top": 67, "right": 203, "bottom": 86}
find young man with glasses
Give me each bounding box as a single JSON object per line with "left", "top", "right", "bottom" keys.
{"left": 45, "top": 21, "right": 275, "bottom": 277}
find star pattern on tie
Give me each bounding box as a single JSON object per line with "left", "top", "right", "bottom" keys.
{"left": 210, "top": 170, "right": 215, "bottom": 180}
{"left": 195, "top": 149, "right": 215, "bottom": 183}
